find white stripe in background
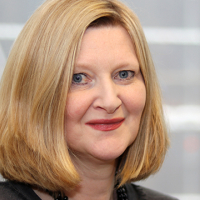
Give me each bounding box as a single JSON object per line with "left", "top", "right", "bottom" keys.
{"left": 164, "top": 105, "right": 200, "bottom": 131}
{"left": 144, "top": 27, "right": 200, "bottom": 45}
{"left": 0, "top": 23, "right": 200, "bottom": 45}
{"left": 0, "top": 44, "right": 6, "bottom": 78}
{"left": 0, "top": 23, "right": 23, "bottom": 40}
{"left": 172, "top": 194, "right": 200, "bottom": 200}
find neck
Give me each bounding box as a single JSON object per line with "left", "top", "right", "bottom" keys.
{"left": 66, "top": 153, "right": 117, "bottom": 200}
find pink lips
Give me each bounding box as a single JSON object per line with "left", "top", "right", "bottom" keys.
{"left": 86, "top": 118, "right": 125, "bottom": 131}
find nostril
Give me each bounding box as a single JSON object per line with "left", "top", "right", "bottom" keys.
{"left": 94, "top": 96, "right": 122, "bottom": 114}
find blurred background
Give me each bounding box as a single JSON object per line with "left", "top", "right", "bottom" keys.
{"left": 0, "top": 0, "right": 200, "bottom": 199}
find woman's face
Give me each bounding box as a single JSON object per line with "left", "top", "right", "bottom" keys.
{"left": 64, "top": 25, "right": 146, "bottom": 162}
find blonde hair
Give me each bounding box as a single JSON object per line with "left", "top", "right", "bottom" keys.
{"left": 0, "top": 0, "right": 169, "bottom": 192}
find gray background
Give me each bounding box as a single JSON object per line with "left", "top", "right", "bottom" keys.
{"left": 0, "top": 0, "right": 200, "bottom": 199}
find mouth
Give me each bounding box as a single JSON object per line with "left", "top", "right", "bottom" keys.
{"left": 85, "top": 118, "right": 125, "bottom": 131}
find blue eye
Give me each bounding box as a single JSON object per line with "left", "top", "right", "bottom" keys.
{"left": 117, "top": 70, "right": 135, "bottom": 80}
{"left": 72, "top": 73, "right": 92, "bottom": 86}
{"left": 119, "top": 71, "right": 129, "bottom": 79}
{"left": 73, "top": 74, "right": 83, "bottom": 83}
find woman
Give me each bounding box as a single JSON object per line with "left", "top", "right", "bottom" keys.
{"left": 0, "top": 0, "right": 178, "bottom": 199}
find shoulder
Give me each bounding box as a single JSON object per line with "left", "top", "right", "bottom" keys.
{"left": 125, "top": 183, "right": 179, "bottom": 200}
{"left": 0, "top": 180, "right": 41, "bottom": 200}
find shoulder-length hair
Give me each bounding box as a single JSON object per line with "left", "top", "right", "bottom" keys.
{"left": 0, "top": 0, "right": 169, "bottom": 192}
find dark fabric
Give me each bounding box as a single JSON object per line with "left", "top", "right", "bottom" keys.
{"left": 129, "top": 184, "right": 179, "bottom": 200}
{"left": 0, "top": 181, "right": 41, "bottom": 200}
{"left": 126, "top": 183, "right": 140, "bottom": 199}
{"left": 0, "top": 180, "right": 178, "bottom": 200}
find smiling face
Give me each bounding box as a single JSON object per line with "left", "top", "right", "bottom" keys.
{"left": 64, "top": 25, "right": 146, "bottom": 163}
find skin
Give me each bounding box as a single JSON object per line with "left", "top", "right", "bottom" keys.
{"left": 63, "top": 25, "right": 146, "bottom": 200}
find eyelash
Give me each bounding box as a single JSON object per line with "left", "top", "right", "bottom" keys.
{"left": 72, "top": 70, "right": 135, "bottom": 85}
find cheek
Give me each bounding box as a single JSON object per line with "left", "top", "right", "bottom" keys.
{"left": 65, "top": 92, "right": 91, "bottom": 120}
{"left": 124, "top": 85, "right": 146, "bottom": 115}
{"left": 64, "top": 93, "right": 90, "bottom": 144}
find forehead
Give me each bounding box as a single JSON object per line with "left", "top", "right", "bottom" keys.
{"left": 76, "top": 25, "right": 136, "bottom": 63}
{"left": 83, "top": 25, "right": 133, "bottom": 47}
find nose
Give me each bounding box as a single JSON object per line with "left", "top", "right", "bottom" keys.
{"left": 93, "top": 79, "right": 122, "bottom": 114}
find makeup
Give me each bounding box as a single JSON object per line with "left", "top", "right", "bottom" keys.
{"left": 86, "top": 118, "right": 125, "bottom": 131}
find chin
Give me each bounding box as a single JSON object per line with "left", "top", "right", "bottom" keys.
{"left": 91, "top": 145, "right": 128, "bottom": 162}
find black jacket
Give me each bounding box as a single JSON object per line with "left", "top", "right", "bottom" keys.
{"left": 0, "top": 181, "right": 178, "bottom": 200}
